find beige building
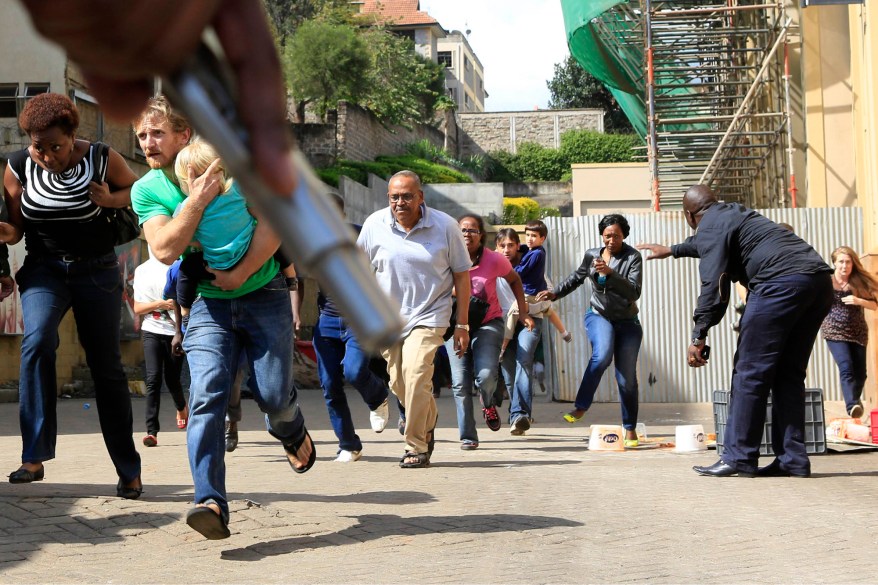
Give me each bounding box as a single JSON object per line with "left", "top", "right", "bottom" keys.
{"left": 571, "top": 163, "right": 651, "bottom": 217}
{"left": 355, "top": 0, "right": 487, "bottom": 112}
{"left": 437, "top": 31, "right": 486, "bottom": 112}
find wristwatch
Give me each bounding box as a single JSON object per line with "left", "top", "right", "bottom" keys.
{"left": 691, "top": 338, "right": 705, "bottom": 347}
{"left": 455, "top": 324, "right": 470, "bottom": 331}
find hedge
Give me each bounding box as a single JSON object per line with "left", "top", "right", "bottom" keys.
{"left": 485, "top": 129, "right": 642, "bottom": 183}
{"left": 502, "top": 197, "right": 541, "bottom": 225}
{"left": 317, "top": 156, "right": 473, "bottom": 187}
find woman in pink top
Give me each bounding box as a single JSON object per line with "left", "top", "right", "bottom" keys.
{"left": 446, "top": 214, "right": 532, "bottom": 450}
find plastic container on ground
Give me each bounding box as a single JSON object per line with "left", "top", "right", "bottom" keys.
{"left": 712, "top": 388, "right": 826, "bottom": 456}
{"left": 871, "top": 409, "right": 878, "bottom": 445}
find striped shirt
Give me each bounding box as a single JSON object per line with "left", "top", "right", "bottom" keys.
{"left": 8, "top": 143, "right": 115, "bottom": 257}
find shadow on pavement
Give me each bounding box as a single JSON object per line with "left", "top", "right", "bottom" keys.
{"left": 219, "top": 513, "right": 584, "bottom": 561}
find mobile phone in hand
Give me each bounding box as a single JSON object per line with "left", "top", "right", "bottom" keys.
{"left": 702, "top": 345, "right": 711, "bottom": 360}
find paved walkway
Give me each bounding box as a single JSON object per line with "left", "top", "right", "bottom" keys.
{"left": 0, "top": 389, "right": 875, "bottom": 584}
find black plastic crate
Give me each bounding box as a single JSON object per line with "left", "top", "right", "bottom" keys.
{"left": 712, "top": 388, "right": 826, "bottom": 456}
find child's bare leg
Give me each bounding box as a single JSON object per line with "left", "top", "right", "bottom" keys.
{"left": 546, "top": 307, "right": 572, "bottom": 342}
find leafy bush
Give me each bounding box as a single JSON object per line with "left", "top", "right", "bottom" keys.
{"left": 502, "top": 197, "right": 540, "bottom": 224}
{"left": 317, "top": 155, "right": 472, "bottom": 187}
{"left": 539, "top": 207, "right": 561, "bottom": 219}
{"left": 486, "top": 129, "right": 641, "bottom": 182}
{"left": 560, "top": 130, "right": 639, "bottom": 164}
{"left": 513, "top": 142, "right": 570, "bottom": 182}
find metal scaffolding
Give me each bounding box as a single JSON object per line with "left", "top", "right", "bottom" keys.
{"left": 586, "top": 0, "right": 792, "bottom": 210}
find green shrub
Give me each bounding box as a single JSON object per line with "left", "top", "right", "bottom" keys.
{"left": 514, "top": 142, "right": 569, "bottom": 181}
{"left": 317, "top": 155, "right": 472, "bottom": 187}
{"left": 486, "top": 130, "right": 641, "bottom": 182}
{"left": 503, "top": 197, "right": 540, "bottom": 224}
{"left": 560, "top": 129, "right": 640, "bottom": 164}
{"left": 539, "top": 207, "right": 561, "bottom": 219}
{"left": 485, "top": 150, "right": 519, "bottom": 183}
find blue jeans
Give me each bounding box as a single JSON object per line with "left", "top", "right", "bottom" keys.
{"left": 500, "top": 318, "right": 542, "bottom": 424}
{"left": 313, "top": 313, "right": 389, "bottom": 452}
{"left": 182, "top": 273, "right": 304, "bottom": 521}
{"left": 16, "top": 254, "right": 141, "bottom": 483}
{"left": 445, "top": 318, "right": 504, "bottom": 442}
{"left": 724, "top": 273, "right": 832, "bottom": 475}
{"left": 576, "top": 311, "right": 643, "bottom": 430}
{"left": 825, "top": 340, "right": 867, "bottom": 413}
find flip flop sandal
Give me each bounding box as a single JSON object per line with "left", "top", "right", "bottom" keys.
{"left": 563, "top": 411, "right": 585, "bottom": 423}
{"left": 399, "top": 451, "right": 430, "bottom": 468}
{"left": 283, "top": 428, "right": 316, "bottom": 474}
{"left": 186, "top": 506, "right": 231, "bottom": 540}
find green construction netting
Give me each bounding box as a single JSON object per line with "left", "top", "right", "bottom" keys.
{"left": 561, "top": 0, "right": 647, "bottom": 137}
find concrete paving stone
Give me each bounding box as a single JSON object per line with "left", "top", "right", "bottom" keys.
{"left": 1, "top": 393, "right": 877, "bottom": 583}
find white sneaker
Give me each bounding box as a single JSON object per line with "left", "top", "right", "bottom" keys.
{"left": 849, "top": 402, "right": 864, "bottom": 419}
{"left": 334, "top": 450, "right": 362, "bottom": 463}
{"left": 370, "top": 399, "right": 389, "bottom": 433}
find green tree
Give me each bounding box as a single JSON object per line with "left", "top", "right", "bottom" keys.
{"left": 261, "top": 0, "right": 352, "bottom": 47}
{"left": 283, "top": 20, "right": 371, "bottom": 121}
{"left": 547, "top": 55, "right": 633, "bottom": 133}
{"left": 360, "top": 29, "right": 446, "bottom": 127}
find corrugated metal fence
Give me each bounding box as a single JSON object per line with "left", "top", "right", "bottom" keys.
{"left": 543, "top": 207, "right": 863, "bottom": 403}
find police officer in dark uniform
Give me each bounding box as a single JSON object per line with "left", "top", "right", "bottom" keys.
{"left": 638, "top": 185, "right": 832, "bottom": 478}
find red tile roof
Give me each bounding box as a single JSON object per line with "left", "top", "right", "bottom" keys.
{"left": 357, "top": 0, "right": 440, "bottom": 27}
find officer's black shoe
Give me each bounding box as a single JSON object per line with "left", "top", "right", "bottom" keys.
{"left": 693, "top": 460, "right": 755, "bottom": 478}
{"left": 756, "top": 459, "right": 810, "bottom": 478}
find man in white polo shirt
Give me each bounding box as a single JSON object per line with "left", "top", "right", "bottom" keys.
{"left": 358, "top": 171, "right": 472, "bottom": 468}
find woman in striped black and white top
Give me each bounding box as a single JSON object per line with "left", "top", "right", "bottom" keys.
{"left": 1, "top": 92, "right": 143, "bottom": 499}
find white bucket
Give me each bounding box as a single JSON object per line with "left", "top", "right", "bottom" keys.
{"left": 588, "top": 425, "right": 625, "bottom": 451}
{"left": 674, "top": 424, "right": 707, "bottom": 453}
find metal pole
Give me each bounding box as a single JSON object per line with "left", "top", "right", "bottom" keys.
{"left": 645, "top": 0, "right": 661, "bottom": 211}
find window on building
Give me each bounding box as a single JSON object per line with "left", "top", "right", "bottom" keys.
{"left": 448, "top": 87, "right": 457, "bottom": 103}
{"left": 464, "top": 55, "right": 471, "bottom": 71}
{"left": 0, "top": 85, "right": 17, "bottom": 118}
{"left": 464, "top": 93, "right": 471, "bottom": 110}
{"left": 438, "top": 51, "right": 452, "bottom": 68}
{"left": 23, "top": 84, "right": 49, "bottom": 98}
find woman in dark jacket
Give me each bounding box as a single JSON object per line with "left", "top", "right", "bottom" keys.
{"left": 538, "top": 214, "right": 643, "bottom": 446}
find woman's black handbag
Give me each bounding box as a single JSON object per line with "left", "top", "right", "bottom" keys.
{"left": 93, "top": 142, "right": 141, "bottom": 245}
{"left": 108, "top": 207, "right": 141, "bottom": 245}
{"left": 444, "top": 295, "right": 491, "bottom": 341}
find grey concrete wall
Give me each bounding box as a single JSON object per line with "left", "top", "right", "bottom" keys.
{"left": 340, "top": 174, "right": 504, "bottom": 226}
{"left": 457, "top": 109, "right": 604, "bottom": 157}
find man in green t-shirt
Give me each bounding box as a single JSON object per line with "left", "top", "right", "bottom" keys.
{"left": 131, "top": 96, "right": 315, "bottom": 540}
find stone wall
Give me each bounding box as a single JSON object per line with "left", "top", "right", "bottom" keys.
{"left": 335, "top": 101, "right": 447, "bottom": 162}
{"left": 291, "top": 120, "right": 337, "bottom": 168}
{"left": 457, "top": 109, "right": 604, "bottom": 157}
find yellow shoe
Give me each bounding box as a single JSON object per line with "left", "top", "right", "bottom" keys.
{"left": 624, "top": 438, "right": 639, "bottom": 448}
{"left": 563, "top": 410, "right": 584, "bottom": 423}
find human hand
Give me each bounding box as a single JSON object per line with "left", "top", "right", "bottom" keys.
{"left": 0, "top": 276, "right": 14, "bottom": 301}
{"left": 158, "top": 299, "right": 176, "bottom": 312}
{"left": 187, "top": 159, "right": 223, "bottom": 208}
{"left": 20, "top": 0, "right": 296, "bottom": 196}
{"left": 841, "top": 295, "right": 858, "bottom": 306}
{"left": 593, "top": 258, "right": 612, "bottom": 276}
{"left": 87, "top": 181, "right": 116, "bottom": 207}
{"left": 535, "top": 290, "right": 555, "bottom": 302}
{"left": 171, "top": 332, "right": 184, "bottom": 356}
{"left": 636, "top": 243, "right": 672, "bottom": 260}
{"left": 687, "top": 344, "right": 708, "bottom": 368}
{"left": 522, "top": 315, "right": 536, "bottom": 331}
{"left": 453, "top": 329, "right": 470, "bottom": 358}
